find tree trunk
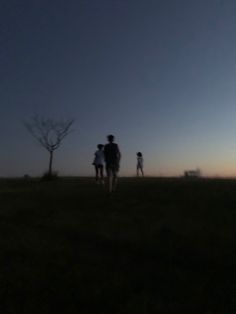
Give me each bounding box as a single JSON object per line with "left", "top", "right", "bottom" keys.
{"left": 48, "top": 150, "right": 53, "bottom": 176}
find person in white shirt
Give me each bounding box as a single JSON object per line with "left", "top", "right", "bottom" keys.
{"left": 92, "top": 144, "right": 105, "bottom": 184}
{"left": 136, "top": 152, "right": 144, "bottom": 177}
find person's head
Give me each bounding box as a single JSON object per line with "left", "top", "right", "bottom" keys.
{"left": 107, "top": 134, "right": 115, "bottom": 143}
{"left": 97, "top": 144, "right": 104, "bottom": 150}
{"left": 137, "top": 152, "right": 142, "bottom": 157}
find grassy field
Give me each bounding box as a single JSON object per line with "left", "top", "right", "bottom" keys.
{"left": 0, "top": 177, "right": 235, "bottom": 314}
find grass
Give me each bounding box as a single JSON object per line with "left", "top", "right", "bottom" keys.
{"left": 0, "top": 177, "right": 236, "bottom": 313}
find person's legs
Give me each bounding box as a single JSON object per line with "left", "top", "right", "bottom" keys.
{"left": 99, "top": 165, "right": 104, "bottom": 184}
{"left": 106, "top": 166, "right": 113, "bottom": 193}
{"left": 95, "top": 165, "right": 99, "bottom": 182}
{"left": 141, "top": 167, "right": 144, "bottom": 177}
{"left": 108, "top": 172, "right": 113, "bottom": 193}
{"left": 137, "top": 165, "right": 142, "bottom": 176}
{"left": 106, "top": 164, "right": 119, "bottom": 193}
{"left": 112, "top": 169, "right": 118, "bottom": 191}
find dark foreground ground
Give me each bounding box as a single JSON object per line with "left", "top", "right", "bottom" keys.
{"left": 0, "top": 177, "right": 236, "bottom": 314}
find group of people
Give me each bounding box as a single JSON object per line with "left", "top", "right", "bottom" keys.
{"left": 92, "top": 134, "right": 144, "bottom": 193}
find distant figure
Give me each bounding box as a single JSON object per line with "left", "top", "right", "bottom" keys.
{"left": 92, "top": 144, "right": 105, "bottom": 184}
{"left": 136, "top": 152, "right": 144, "bottom": 177}
{"left": 184, "top": 168, "right": 201, "bottom": 178}
{"left": 104, "top": 135, "right": 121, "bottom": 193}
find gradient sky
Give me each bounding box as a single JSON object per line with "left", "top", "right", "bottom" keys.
{"left": 1, "top": 0, "right": 236, "bottom": 177}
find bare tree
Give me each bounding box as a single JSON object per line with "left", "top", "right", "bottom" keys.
{"left": 24, "top": 115, "right": 74, "bottom": 178}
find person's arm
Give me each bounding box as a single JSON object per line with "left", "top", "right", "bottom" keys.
{"left": 92, "top": 152, "right": 96, "bottom": 165}
{"left": 103, "top": 145, "right": 107, "bottom": 162}
{"left": 117, "top": 145, "right": 121, "bottom": 161}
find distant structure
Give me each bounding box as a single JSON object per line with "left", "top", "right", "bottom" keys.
{"left": 184, "top": 168, "right": 201, "bottom": 178}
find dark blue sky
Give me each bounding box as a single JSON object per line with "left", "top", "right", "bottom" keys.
{"left": 1, "top": 0, "right": 236, "bottom": 176}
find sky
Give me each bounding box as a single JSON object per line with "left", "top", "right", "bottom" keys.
{"left": 1, "top": 0, "right": 236, "bottom": 177}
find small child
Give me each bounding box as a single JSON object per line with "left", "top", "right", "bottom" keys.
{"left": 136, "top": 152, "right": 144, "bottom": 177}
{"left": 92, "top": 144, "right": 105, "bottom": 184}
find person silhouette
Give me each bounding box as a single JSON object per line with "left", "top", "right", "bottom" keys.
{"left": 136, "top": 152, "right": 144, "bottom": 177}
{"left": 104, "top": 135, "right": 121, "bottom": 193}
{"left": 92, "top": 144, "right": 105, "bottom": 184}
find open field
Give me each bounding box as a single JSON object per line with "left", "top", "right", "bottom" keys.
{"left": 0, "top": 177, "right": 235, "bottom": 313}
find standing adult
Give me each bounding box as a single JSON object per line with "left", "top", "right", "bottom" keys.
{"left": 104, "top": 135, "right": 121, "bottom": 193}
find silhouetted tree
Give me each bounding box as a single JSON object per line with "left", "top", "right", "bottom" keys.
{"left": 24, "top": 115, "right": 74, "bottom": 178}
